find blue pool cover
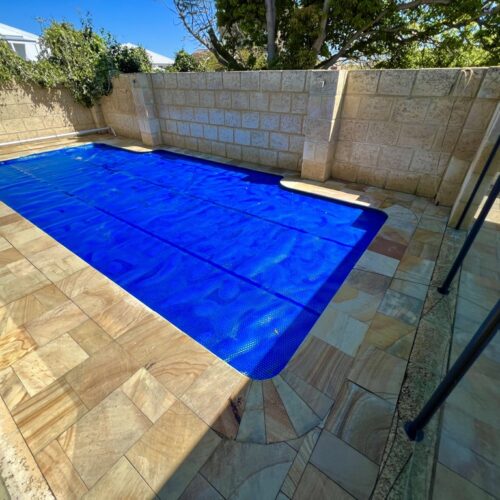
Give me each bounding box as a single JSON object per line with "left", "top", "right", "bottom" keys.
{"left": 0, "top": 144, "right": 386, "bottom": 379}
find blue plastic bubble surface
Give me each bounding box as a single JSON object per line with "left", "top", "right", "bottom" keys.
{"left": 0, "top": 144, "right": 386, "bottom": 379}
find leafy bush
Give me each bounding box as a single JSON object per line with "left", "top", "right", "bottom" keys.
{"left": 169, "top": 49, "right": 205, "bottom": 72}
{"left": 0, "top": 19, "right": 155, "bottom": 107}
{"left": 110, "top": 44, "right": 153, "bottom": 73}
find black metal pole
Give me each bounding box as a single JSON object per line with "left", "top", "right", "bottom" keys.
{"left": 438, "top": 176, "right": 500, "bottom": 295}
{"left": 405, "top": 300, "right": 500, "bottom": 442}
{"left": 456, "top": 135, "right": 499, "bottom": 230}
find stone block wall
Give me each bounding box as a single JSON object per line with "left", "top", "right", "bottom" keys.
{"left": 153, "top": 71, "right": 310, "bottom": 170}
{"left": 332, "top": 67, "right": 499, "bottom": 201}
{"left": 0, "top": 84, "right": 96, "bottom": 144}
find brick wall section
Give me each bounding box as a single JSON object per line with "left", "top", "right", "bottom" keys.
{"left": 332, "top": 67, "right": 500, "bottom": 201}
{"left": 0, "top": 84, "right": 96, "bottom": 144}
{"left": 154, "top": 71, "right": 309, "bottom": 171}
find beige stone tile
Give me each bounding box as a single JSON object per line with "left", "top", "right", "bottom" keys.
{"left": 354, "top": 250, "right": 399, "bottom": 278}
{"left": 181, "top": 359, "right": 249, "bottom": 439}
{"left": 262, "top": 379, "right": 297, "bottom": 443}
{"left": 287, "top": 337, "right": 353, "bottom": 399}
{"left": 25, "top": 300, "right": 88, "bottom": 346}
{"left": 71, "top": 281, "right": 128, "bottom": 319}
{"left": 0, "top": 259, "right": 49, "bottom": 306}
{"left": 310, "top": 306, "right": 368, "bottom": 355}
{"left": 294, "top": 464, "right": 354, "bottom": 500}
{"left": 432, "top": 462, "right": 494, "bottom": 500}
{"left": 14, "top": 334, "right": 89, "bottom": 396}
{"left": 35, "top": 440, "right": 88, "bottom": 500}
{"left": 325, "top": 381, "right": 394, "bottom": 464}
{"left": 68, "top": 319, "right": 112, "bottom": 355}
{"left": 0, "top": 396, "right": 54, "bottom": 500}
{"left": 200, "top": 439, "right": 295, "bottom": 499}
{"left": 29, "top": 245, "right": 88, "bottom": 282}
{"left": 179, "top": 473, "right": 223, "bottom": 500}
{"left": 395, "top": 254, "right": 435, "bottom": 284}
{"left": 281, "top": 427, "right": 321, "bottom": 498}
{"left": 55, "top": 267, "right": 109, "bottom": 299}
{"left": 91, "top": 296, "right": 153, "bottom": 339}
{"left": 377, "top": 289, "right": 424, "bottom": 326}
{"left": 65, "top": 342, "right": 140, "bottom": 409}
{"left": 0, "top": 366, "right": 29, "bottom": 411}
{"left": 146, "top": 330, "right": 218, "bottom": 397}
{"left": 122, "top": 367, "right": 176, "bottom": 423}
{"left": 0, "top": 326, "right": 36, "bottom": 370}
{"left": 364, "top": 312, "right": 416, "bottom": 359}
{"left": 84, "top": 457, "right": 156, "bottom": 500}
{"left": 310, "top": 430, "right": 378, "bottom": 499}
{"left": 12, "top": 379, "right": 87, "bottom": 455}
{"left": 348, "top": 344, "right": 407, "bottom": 403}
{"left": 127, "top": 400, "right": 220, "bottom": 498}
{"left": 59, "top": 389, "right": 151, "bottom": 488}
{"left": 0, "top": 247, "right": 24, "bottom": 267}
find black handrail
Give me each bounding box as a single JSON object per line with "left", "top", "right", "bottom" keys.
{"left": 405, "top": 300, "right": 500, "bottom": 441}
{"left": 438, "top": 175, "right": 500, "bottom": 295}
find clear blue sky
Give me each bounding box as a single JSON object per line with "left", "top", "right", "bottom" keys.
{"left": 1, "top": 0, "right": 199, "bottom": 59}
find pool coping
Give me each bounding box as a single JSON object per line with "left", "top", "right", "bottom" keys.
{"left": 0, "top": 134, "right": 452, "bottom": 499}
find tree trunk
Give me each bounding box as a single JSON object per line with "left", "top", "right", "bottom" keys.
{"left": 265, "top": 0, "right": 277, "bottom": 66}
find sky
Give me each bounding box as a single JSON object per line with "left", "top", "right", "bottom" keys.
{"left": 1, "top": 0, "right": 199, "bottom": 58}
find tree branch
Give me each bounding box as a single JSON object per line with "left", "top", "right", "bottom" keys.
{"left": 312, "top": 0, "right": 331, "bottom": 54}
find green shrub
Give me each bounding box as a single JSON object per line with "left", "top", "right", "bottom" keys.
{"left": 169, "top": 49, "right": 205, "bottom": 72}
{"left": 110, "top": 44, "right": 153, "bottom": 73}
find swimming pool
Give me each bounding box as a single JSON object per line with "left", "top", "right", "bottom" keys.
{"left": 0, "top": 144, "right": 386, "bottom": 379}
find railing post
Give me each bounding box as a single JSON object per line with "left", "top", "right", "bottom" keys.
{"left": 405, "top": 300, "right": 500, "bottom": 441}
{"left": 438, "top": 176, "right": 500, "bottom": 295}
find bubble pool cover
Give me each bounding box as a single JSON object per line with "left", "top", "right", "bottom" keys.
{"left": 0, "top": 144, "right": 387, "bottom": 378}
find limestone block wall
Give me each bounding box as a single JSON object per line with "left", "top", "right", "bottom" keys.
{"left": 0, "top": 84, "right": 96, "bottom": 144}
{"left": 154, "top": 71, "right": 309, "bottom": 170}
{"left": 332, "top": 67, "right": 499, "bottom": 200}
{"left": 100, "top": 74, "right": 142, "bottom": 141}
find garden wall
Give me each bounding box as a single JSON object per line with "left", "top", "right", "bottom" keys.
{"left": 0, "top": 84, "right": 96, "bottom": 144}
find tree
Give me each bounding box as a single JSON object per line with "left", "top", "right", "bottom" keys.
{"left": 173, "top": 0, "right": 500, "bottom": 69}
{"left": 169, "top": 49, "right": 206, "bottom": 71}
{"left": 109, "top": 44, "right": 153, "bottom": 73}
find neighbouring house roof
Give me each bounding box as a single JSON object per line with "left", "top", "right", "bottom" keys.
{"left": 0, "top": 22, "right": 41, "bottom": 61}
{"left": 122, "top": 43, "right": 174, "bottom": 67}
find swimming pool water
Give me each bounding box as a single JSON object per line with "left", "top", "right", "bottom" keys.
{"left": 0, "top": 144, "right": 386, "bottom": 379}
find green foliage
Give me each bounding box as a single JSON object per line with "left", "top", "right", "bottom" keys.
{"left": 169, "top": 49, "right": 205, "bottom": 71}
{"left": 110, "top": 44, "right": 153, "bottom": 73}
{"left": 0, "top": 19, "right": 156, "bottom": 107}
{"left": 184, "top": 0, "right": 500, "bottom": 69}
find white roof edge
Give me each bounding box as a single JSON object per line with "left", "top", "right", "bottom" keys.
{"left": 0, "top": 22, "right": 40, "bottom": 42}
{"left": 122, "top": 42, "right": 174, "bottom": 65}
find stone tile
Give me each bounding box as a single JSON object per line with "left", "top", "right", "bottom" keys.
{"left": 0, "top": 247, "right": 24, "bottom": 267}
{"left": 65, "top": 342, "right": 140, "bottom": 409}
{"left": 368, "top": 235, "right": 407, "bottom": 260}
{"left": 12, "top": 379, "right": 87, "bottom": 455}
{"left": 237, "top": 407, "right": 266, "bottom": 443}
{"left": 71, "top": 281, "right": 128, "bottom": 319}
{"left": 0, "top": 292, "right": 48, "bottom": 335}
{"left": 354, "top": 250, "right": 399, "bottom": 278}
{"left": 201, "top": 439, "right": 295, "bottom": 499}
{"left": 13, "top": 334, "right": 88, "bottom": 396}
{"left": 84, "top": 457, "right": 156, "bottom": 499}
{"left": 68, "top": 319, "right": 112, "bottom": 355}
{"left": 0, "top": 326, "right": 36, "bottom": 370}
{"left": 364, "top": 312, "right": 416, "bottom": 359}
{"left": 287, "top": 337, "right": 353, "bottom": 400}
{"left": 395, "top": 254, "right": 435, "bottom": 284}
{"left": 433, "top": 462, "right": 494, "bottom": 500}
{"left": 179, "top": 473, "right": 223, "bottom": 500}
{"left": 310, "top": 430, "right": 378, "bottom": 499}
{"left": 378, "top": 289, "right": 424, "bottom": 326}
{"left": 325, "top": 381, "right": 394, "bottom": 464}
{"left": 0, "top": 366, "right": 29, "bottom": 411}
{"left": 294, "top": 464, "right": 354, "bottom": 500}
{"left": 25, "top": 300, "right": 88, "bottom": 346}
{"left": 310, "top": 306, "right": 368, "bottom": 356}
{"left": 281, "top": 427, "right": 321, "bottom": 497}
{"left": 181, "top": 359, "right": 249, "bottom": 439}
{"left": 262, "top": 379, "right": 297, "bottom": 442}
{"left": 122, "top": 367, "right": 176, "bottom": 423}
{"left": 348, "top": 344, "right": 407, "bottom": 403}
{"left": 91, "top": 296, "right": 153, "bottom": 339}
{"left": 127, "top": 400, "right": 220, "bottom": 498}
{"left": 55, "top": 267, "right": 109, "bottom": 300}
{"left": 389, "top": 278, "right": 428, "bottom": 301}
{"left": 59, "top": 390, "right": 151, "bottom": 487}
{"left": 29, "top": 245, "right": 88, "bottom": 282}
{"left": 35, "top": 440, "right": 88, "bottom": 500}
{"left": 273, "top": 376, "right": 321, "bottom": 436}
{"left": 0, "top": 397, "right": 54, "bottom": 500}
{"left": 0, "top": 259, "right": 49, "bottom": 307}
{"left": 147, "top": 333, "right": 218, "bottom": 400}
